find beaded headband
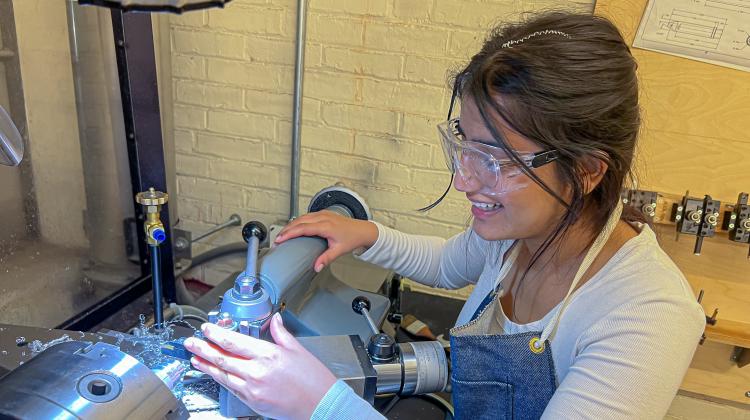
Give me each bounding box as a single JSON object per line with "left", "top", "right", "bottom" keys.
{"left": 501, "top": 29, "right": 570, "bottom": 48}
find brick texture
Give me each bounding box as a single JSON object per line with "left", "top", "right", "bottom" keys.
{"left": 169, "top": 1, "right": 594, "bottom": 289}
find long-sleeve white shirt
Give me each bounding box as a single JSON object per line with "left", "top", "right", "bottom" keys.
{"left": 311, "top": 222, "right": 705, "bottom": 419}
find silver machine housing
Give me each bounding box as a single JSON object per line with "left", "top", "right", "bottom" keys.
{"left": 0, "top": 341, "right": 188, "bottom": 420}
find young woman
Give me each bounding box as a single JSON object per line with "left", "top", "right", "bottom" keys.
{"left": 184, "top": 12, "right": 705, "bottom": 419}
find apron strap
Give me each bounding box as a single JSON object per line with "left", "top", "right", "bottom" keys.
{"left": 494, "top": 241, "right": 521, "bottom": 292}
{"left": 538, "top": 201, "right": 624, "bottom": 345}
{"left": 468, "top": 243, "right": 521, "bottom": 321}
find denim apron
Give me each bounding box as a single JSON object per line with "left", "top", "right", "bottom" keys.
{"left": 449, "top": 202, "right": 623, "bottom": 419}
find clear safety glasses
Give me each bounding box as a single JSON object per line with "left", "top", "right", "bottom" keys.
{"left": 438, "top": 118, "right": 560, "bottom": 196}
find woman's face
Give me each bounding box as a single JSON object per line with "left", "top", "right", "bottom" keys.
{"left": 454, "top": 97, "right": 569, "bottom": 242}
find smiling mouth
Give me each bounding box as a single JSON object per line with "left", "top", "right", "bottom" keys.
{"left": 470, "top": 201, "right": 503, "bottom": 210}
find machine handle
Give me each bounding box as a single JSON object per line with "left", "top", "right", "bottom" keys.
{"left": 242, "top": 221, "right": 267, "bottom": 244}
{"left": 352, "top": 296, "right": 379, "bottom": 336}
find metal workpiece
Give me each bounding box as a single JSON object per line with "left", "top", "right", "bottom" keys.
{"left": 399, "top": 341, "right": 449, "bottom": 396}
{"left": 373, "top": 362, "right": 403, "bottom": 394}
{"left": 0, "top": 341, "right": 188, "bottom": 420}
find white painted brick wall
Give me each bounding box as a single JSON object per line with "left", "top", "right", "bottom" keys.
{"left": 168, "top": 0, "right": 593, "bottom": 283}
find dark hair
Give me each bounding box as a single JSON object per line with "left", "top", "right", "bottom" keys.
{"left": 453, "top": 12, "right": 643, "bottom": 272}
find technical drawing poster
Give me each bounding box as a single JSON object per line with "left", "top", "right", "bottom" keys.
{"left": 633, "top": 0, "right": 750, "bottom": 72}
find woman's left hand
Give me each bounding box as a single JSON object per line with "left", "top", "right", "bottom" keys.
{"left": 183, "top": 313, "right": 338, "bottom": 420}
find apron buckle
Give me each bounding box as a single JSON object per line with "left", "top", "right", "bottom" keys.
{"left": 529, "top": 337, "right": 545, "bottom": 354}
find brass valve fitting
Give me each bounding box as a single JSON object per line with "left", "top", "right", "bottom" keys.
{"left": 135, "top": 187, "right": 168, "bottom": 245}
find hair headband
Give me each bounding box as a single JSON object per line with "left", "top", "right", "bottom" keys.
{"left": 501, "top": 29, "right": 570, "bottom": 48}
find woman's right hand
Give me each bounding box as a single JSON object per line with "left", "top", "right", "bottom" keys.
{"left": 274, "top": 210, "right": 379, "bottom": 273}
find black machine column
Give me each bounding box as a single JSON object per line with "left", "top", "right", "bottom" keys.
{"left": 111, "top": 10, "right": 176, "bottom": 304}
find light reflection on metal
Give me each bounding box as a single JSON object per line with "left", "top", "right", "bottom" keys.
{"left": 65, "top": 397, "right": 91, "bottom": 417}
{"left": 109, "top": 354, "right": 140, "bottom": 376}
{"left": 0, "top": 105, "right": 23, "bottom": 166}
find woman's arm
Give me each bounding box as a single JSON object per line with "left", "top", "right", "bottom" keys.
{"left": 542, "top": 296, "right": 705, "bottom": 419}
{"left": 356, "top": 221, "right": 491, "bottom": 289}
{"left": 311, "top": 380, "right": 386, "bottom": 420}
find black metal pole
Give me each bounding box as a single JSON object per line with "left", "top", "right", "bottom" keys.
{"left": 111, "top": 10, "right": 176, "bottom": 303}
{"left": 150, "top": 244, "right": 164, "bottom": 327}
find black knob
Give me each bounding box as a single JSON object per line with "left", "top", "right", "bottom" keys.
{"left": 89, "top": 380, "right": 110, "bottom": 396}
{"left": 242, "top": 221, "right": 267, "bottom": 243}
{"left": 352, "top": 296, "right": 371, "bottom": 314}
{"left": 367, "top": 333, "right": 397, "bottom": 363}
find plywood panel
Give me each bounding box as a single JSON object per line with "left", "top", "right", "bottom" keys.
{"left": 596, "top": 0, "right": 750, "bottom": 144}
{"left": 635, "top": 129, "right": 750, "bottom": 200}
{"left": 639, "top": 58, "right": 750, "bottom": 143}
{"left": 651, "top": 223, "right": 750, "bottom": 322}
{"left": 595, "top": 0, "right": 750, "bottom": 407}
{"left": 682, "top": 341, "right": 750, "bottom": 406}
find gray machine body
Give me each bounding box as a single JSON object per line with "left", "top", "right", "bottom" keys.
{"left": 196, "top": 238, "right": 391, "bottom": 343}
{"left": 197, "top": 186, "right": 391, "bottom": 345}
{"left": 200, "top": 186, "right": 391, "bottom": 417}
{"left": 219, "top": 334, "right": 379, "bottom": 417}
{"left": 0, "top": 340, "right": 188, "bottom": 420}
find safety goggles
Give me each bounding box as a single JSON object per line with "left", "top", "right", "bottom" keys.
{"left": 438, "top": 118, "right": 560, "bottom": 196}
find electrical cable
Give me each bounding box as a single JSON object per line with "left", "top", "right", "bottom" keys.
{"left": 175, "top": 242, "right": 249, "bottom": 305}
{"left": 188, "top": 242, "right": 248, "bottom": 270}
{"left": 380, "top": 395, "right": 400, "bottom": 416}
{"left": 420, "top": 393, "right": 454, "bottom": 418}
{"left": 378, "top": 393, "right": 454, "bottom": 418}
